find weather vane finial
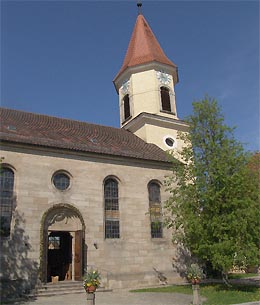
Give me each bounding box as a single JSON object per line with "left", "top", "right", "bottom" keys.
{"left": 137, "top": 2, "right": 142, "bottom": 15}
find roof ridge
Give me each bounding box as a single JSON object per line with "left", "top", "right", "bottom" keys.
{"left": 0, "top": 107, "right": 123, "bottom": 132}
{"left": 0, "top": 107, "right": 170, "bottom": 163}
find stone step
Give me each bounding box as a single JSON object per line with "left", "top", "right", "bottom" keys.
{"left": 36, "top": 289, "right": 85, "bottom": 297}
{"left": 34, "top": 282, "right": 111, "bottom": 297}
{"left": 38, "top": 286, "right": 84, "bottom": 294}
{"left": 39, "top": 281, "right": 84, "bottom": 289}
{"left": 36, "top": 288, "right": 110, "bottom": 297}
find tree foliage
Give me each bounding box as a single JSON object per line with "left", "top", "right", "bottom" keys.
{"left": 165, "top": 97, "right": 260, "bottom": 275}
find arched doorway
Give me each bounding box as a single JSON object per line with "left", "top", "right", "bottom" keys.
{"left": 40, "top": 204, "right": 86, "bottom": 283}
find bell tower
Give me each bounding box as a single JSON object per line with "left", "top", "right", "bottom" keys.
{"left": 113, "top": 3, "right": 188, "bottom": 151}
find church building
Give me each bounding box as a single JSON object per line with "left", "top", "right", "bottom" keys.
{"left": 0, "top": 5, "right": 188, "bottom": 292}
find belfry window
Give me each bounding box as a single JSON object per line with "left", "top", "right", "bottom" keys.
{"left": 123, "top": 94, "right": 131, "bottom": 121}
{"left": 148, "top": 181, "right": 163, "bottom": 238}
{"left": 104, "top": 178, "right": 120, "bottom": 239}
{"left": 160, "top": 87, "right": 171, "bottom": 112}
{"left": 0, "top": 167, "right": 14, "bottom": 237}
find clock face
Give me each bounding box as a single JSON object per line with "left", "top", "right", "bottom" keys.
{"left": 157, "top": 71, "right": 171, "bottom": 85}
{"left": 121, "top": 80, "right": 130, "bottom": 94}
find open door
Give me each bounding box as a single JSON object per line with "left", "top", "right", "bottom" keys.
{"left": 47, "top": 231, "right": 72, "bottom": 282}
{"left": 74, "top": 230, "right": 82, "bottom": 280}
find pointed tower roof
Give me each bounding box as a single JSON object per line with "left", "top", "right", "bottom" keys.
{"left": 114, "top": 13, "right": 177, "bottom": 81}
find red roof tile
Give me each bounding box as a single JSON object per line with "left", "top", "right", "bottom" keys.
{"left": 115, "top": 14, "right": 177, "bottom": 80}
{"left": 0, "top": 108, "right": 170, "bottom": 163}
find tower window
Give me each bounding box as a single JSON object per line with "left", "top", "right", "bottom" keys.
{"left": 123, "top": 94, "right": 131, "bottom": 121}
{"left": 165, "top": 137, "right": 174, "bottom": 147}
{"left": 163, "top": 135, "right": 177, "bottom": 149}
{"left": 104, "top": 178, "right": 120, "bottom": 239}
{"left": 148, "top": 181, "right": 163, "bottom": 238}
{"left": 160, "top": 87, "right": 171, "bottom": 112}
{"left": 0, "top": 167, "right": 15, "bottom": 237}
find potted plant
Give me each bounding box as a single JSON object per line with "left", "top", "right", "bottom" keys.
{"left": 83, "top": 269, "right": 101, "bottom": 293}
{"left": 187, "top": 263, "right": 204, "bottom": 285}
{"left": 187, "top": 264, "right": 204, "bottom": 305}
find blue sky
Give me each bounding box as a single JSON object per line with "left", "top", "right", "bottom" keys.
{"left": 1, "top": 0, "right": 259, "bottom": 152}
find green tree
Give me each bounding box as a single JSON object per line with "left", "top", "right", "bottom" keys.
{"left": 165, "top": 96, "right": 260, "bottom": 280}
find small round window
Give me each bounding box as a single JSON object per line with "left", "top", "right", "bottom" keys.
{"left": 53, "top": 172, "right": 70, "bottom": 191}
{"left": 165, "top": 137, "right": 175, "bottom": 147}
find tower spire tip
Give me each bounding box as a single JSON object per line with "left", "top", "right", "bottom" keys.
{"left": 137, "top": 2, "right": 142, "bottom": 15}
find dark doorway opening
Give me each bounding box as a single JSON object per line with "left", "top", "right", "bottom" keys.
{"left": 47, "top": 231, "right": 72, "bottom": 282}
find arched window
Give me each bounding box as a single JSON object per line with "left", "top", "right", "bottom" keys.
{"left": 0, "top": 167, "right": 14, "bottom": 237}
{"left": 160, "top": 87, "right": 171, "bottom": 112}
{"left": 104, "top": 178, "right": 120, "bottom": 239}
{"left": 123, "top": 94, "right": 131, "bottom": 121}
{"left": 148, "top": 181, "right": 162, "bottom": 238}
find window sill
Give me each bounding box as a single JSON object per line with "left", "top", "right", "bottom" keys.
{"left": 151, "top": 238, "right": 167, "bottom": 243}
{"left": 104, "top": 238, "right": 122, "bottom": 245}
{"left": 122, "top": 116, "right": 132, "bottom": 124}
{"left": 160, "top": 110, "right": 175, "bottom": 115}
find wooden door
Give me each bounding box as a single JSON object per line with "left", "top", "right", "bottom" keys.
{"left": 74, "top": 230, "right": 82, "bottom": 280}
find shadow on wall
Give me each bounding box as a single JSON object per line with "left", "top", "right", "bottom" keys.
{"left": 0, "top": 211, "right": 38, "bottom": 302}
{"left": 172, "top": 244, "right": 193, "bottom": 278}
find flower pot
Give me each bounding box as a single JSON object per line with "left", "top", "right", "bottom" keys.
{"left": 191, "top": 279, "right": 200, "bottom": 285}
{"left": 86, "top": 285, "right": 96, "bottom": 293}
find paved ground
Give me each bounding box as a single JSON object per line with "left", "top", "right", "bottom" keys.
{"left": 6, "top": 276, "right": 260, "bottom": 305}
{"left": 9, "top": 291, "right": 195, "bottom": 305}
{"left": 9, "top": 290, "right": 200, "bottom": 305}
{"left": 10, "top": 290, "right": 260, "bottom": 305}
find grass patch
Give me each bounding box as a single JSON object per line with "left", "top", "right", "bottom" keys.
{"left": 201, "top": 284, "right": 260, "bottom": 305}
{"left": 131, "top": 285, "right": 191, "bottom": 294}
{"left": 132, "top": 283, "right": 260, "bottom": 305}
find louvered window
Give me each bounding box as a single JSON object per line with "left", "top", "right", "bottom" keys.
{"left": 148, "top": 182, "right": 163, "bottom": 238}
{"left": 104, "top": 178, "right": 120, "bottom": 238}
{"left": 0, "top": 168, "right": 14, "bottom": 237}
{"left": 160, "top": 87, "right": 171, "bottom": 112}
{"left": 123, "top": 94, "right": 131, "bottom": 121}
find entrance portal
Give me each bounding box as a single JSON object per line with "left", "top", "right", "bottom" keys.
{"left": 40, "top": 204, "right": 86, "bottom": 283}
